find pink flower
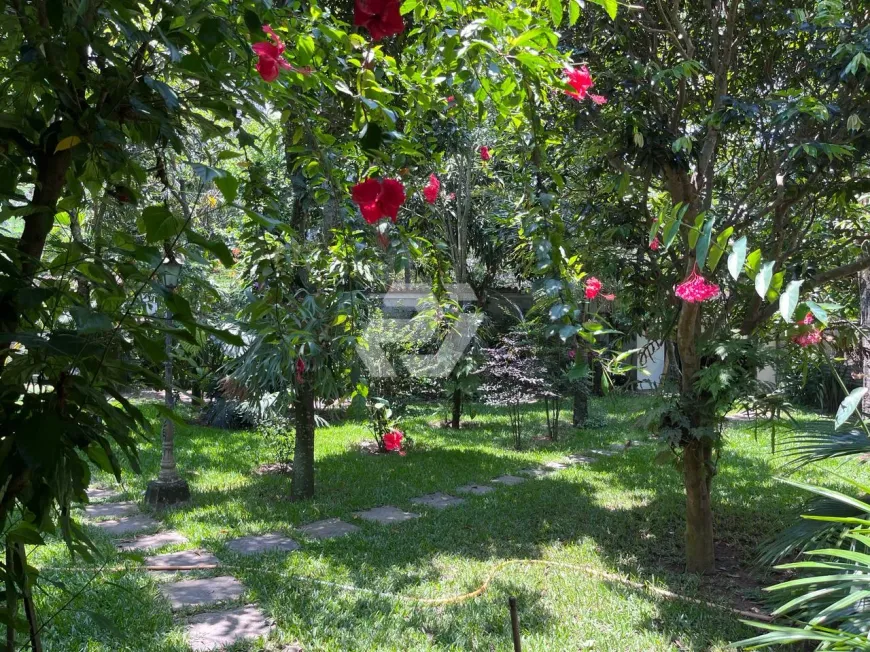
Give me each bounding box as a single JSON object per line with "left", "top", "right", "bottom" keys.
{"left": 590, "top": 94, "right": 608, "bottom": 105}
{"left": 650, "top": 237, "right": 660, "bottom": 251}
{"left": 351, "top": 178, "right": 406, "bottom": 223}
{"left": 585, "top": 277, "right": 602, "bottom": 300}
{"left": 295, "top": 358, "right": 306, "bottom": 383}
{"left": 480, "top": 146, "right": 491, "bottom": 161}
{"left": 601, "top": 293, "right": 616, "bottom": 301}
{"left": 568, "top": 350, "right": 576, "bottom": 360}
{"left": 799, "top": 312, "right": 814, "bottom": 325}
{"left": 383, "top": 430, "right": 404, "bottom": 451}
{"left": 564, "top": 66, "right": 593, "bottom": 100}
{"left": 354, "top": 0, "right": 404, "bottom": 41}
{"left": 253, "top": 25, "right": 293, "bottom": 82}
{"left": 448, "top": 192, "right": 456, "bottom": 200}
{"left": 423, "top": 174, "right": 440, "bottom": 204}
{"left": 446, "top": 95, "right": 455, "bottom": 103}
{"left": 792, "top": 329, "right": 822, "bottom": 347}
{"left": 674, "top": 265, "right": 720, "bottom": 303}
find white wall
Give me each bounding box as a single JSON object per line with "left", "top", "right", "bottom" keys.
{"left": 636, "top": 335, "right": 666, "bottom": 390}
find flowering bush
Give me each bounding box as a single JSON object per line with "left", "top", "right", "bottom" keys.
{"left": 367, "top": 398, "right": 408, "bottom": 454}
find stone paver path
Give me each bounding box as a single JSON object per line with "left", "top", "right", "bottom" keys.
{"left": 160, "top": 576, "right": 245, "bottom": 611}
{"left": 92, "top": 514, "right": 159, "bottom": 536}
{"left": 564, "top": 453, "right": 596, "bottom": 465}
{"left": 84, "top": 501, "right": 139, "bottom": 518}
{"left": 86, "top": 487, "right": 120, "bottom": 501}
{"left": 186, "top": 605, "right": 273, "bottom": 651}
{"left": 543, "top": 460, "right": 570, "bottom": 471}
{"left": 298, "top": 518, "right": 360, "bottom": 540}
{"left": 491, "top": 475, "right": 526, "bottom": 486}
{"left": 410, "top": 493, "right": 465, "bottom": 509}
{"left": 226, "top": 533, "right": 300, "bottom": 555}
{"left": 518, "top": 467, "right": 552, "bottom": 478}
{"left": 354, "top": 506, "right": 419, "bottom": 524}
{"left": 455, "top": 483, "right": 494, "bottom": 495}
{"left": 119, "top": 531, "right": 188, "bottom": 552}
{"left": 146, "top": 549, "right": 220, "bottom": 570}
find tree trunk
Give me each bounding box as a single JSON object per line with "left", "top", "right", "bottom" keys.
{"left": 291, "top": 381, "right": 316, "bottom": 500}
{"left": 451, "top": 387, "right": 462, "bottom": 428}
{"left": 683, "top": 438, "right": 715, "bottom": 573}
{"left": 861, "top": 270, "right": 870, "bottom": 416}
{"left": 572, "top": 387, "right": 588, "bottom": 427}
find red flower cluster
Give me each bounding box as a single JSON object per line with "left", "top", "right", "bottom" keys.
{"left": 351, "top": 178, "right": 406, "bottom": 223}
{"left": 792, "top": 312, "right": 822, "bottom": 347}
{"left": 354, "top": 0, "right": 404, "bottom": 41}
{"left": 423, "top": 174, "right": 440, "bottom": 204}
{"left": 563, "top": 66, "right": 607, "bottom": 104}
{"left": 674, "top": 266, "right": 720, "bottom": 303}
{"left": 253, "top": 25, "right": 310, "bottom": 82}
{"left": 383, "top": 429, "right": 404, "bottom": 453}
{"left": 585, "top": 276, "right": 602, "bottom": 299}
{"left": 480, "top": 146, "right": 491, "bottom": 161}
{"left": 295, "top": 358, "right": 306, "bottom": 383}
{"left": 650, "top": 237, "right": 661, "bottom": 251}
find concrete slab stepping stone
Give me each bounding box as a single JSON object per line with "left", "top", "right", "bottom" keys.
{"left": 118, "top": 531, "right": 189, "bottom": 552}
{"left": 86, "top": 487, "right": 120, "bottom": 501}
{"left": 410, "top": 492, "right": 466, "bottom": 509}
{"left": 353, "top": 506, "right": 419, "bottom": 524}
{"left": 160, "top": 575, "right": 245, "bottom": 610}
{"left": 225, "top": 533, "right": 300, "bottom": 555}
{"left": 455, "top": 483, "right": 494, "bottom": 495}
{"left": 84, "top": 501, "right": 139, "bottom": 518}
{"left": 92, "top": 514, "right": 159, "bottom": 536}
{"left": 186, "top": 604, "right": 273, "bottom": 651}
{"left": 145, "top": 549, "right": 220, "bottom": 570}
{"left": 543, "top": 460, "right": 570, "bottom": 471}
{"left": 298, "top": 518, "right": 360, "bottom": 540}
{"left": 491, "top": 475, "right": 526, "bottom": 486}
{"left": 519, "top": 467, "right": 552, "bottom": 478}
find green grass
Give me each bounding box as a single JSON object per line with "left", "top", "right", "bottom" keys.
{"left": 28, "top": 394, "right": 861, "bottom": 651}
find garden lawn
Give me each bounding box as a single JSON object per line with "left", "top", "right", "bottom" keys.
{"left": 30, "top": 394, "right": 856, "bottom": 651}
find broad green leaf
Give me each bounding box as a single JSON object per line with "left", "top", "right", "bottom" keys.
{"left": 549, "top": 303, "right": 570, "bottom": 320}
{"left": 662, "top": 218, "right": 680, "bottom": 250}
{"left": 6, "top": 521, "right": 44, "bottom": 545}
{"left": 694, "top": 216, "right": 715, "bottom": 269}
{"left": 779, "top": 280, "right": 803, "bottom": 322}
{"left": 647, "top": 214, "right": 659, "bottom": 245}
{"left": 185, "top": 229, "right": 234, "bottom": 267}
{"left": 707, "top": 226, "right": 733, "bottom": 272}
{"left": 835, "top": 388, "right": 868, "bottom": 429}
{"left": 755, "top": 261, "right": 775, "bottom": 298}
{"left": 727, "top": 236, "right": 747, "bottom": 280}
{"left": 688, "top": 212, "right": 705, "bottom": 248}
{"left": 568, "top": 0, "right": 580, "bottom": 25}
{"left": 214, "top": 174, "right": 239, "bottom": 204}
{"left": 805, "top": 300, "right": 828, "bottom": 325}
{"left": 141, "top": 205, "right": 183, "bottom": 243}
{"left": 745, "top": 248, "right": 762, "bottom": 279}
{"left": 559, "top": 324, "right": 578, "bottom": 340}
{"left": 55, "top": 135, "right": 81, "bottom": 153}
{"left": 548, "top": 0, "right": 563, "bottom": 26}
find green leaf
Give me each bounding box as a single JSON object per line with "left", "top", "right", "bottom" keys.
{"left": 214, "top": 174, "right": 238, "bottom": 204}
{"left": 694, "top": 215, "right": 715, "bottom": 269}
{"left": 647, "top": 214, "right": 659, "bottom": 245}
{"left": 727, "top": 236, "right": 747, "bottom": 280}
{"left": 185, "top": 229, "right": 234, "bottom": 267}
{"left": 548, "top": 0, "right": 563, "bottom": 26}
{"left": 805, "top": 300, "right": 829, "bottom": 325}
{"left": 779, "top": 280, "right": 803, "bottom": 322}
{"left": 745, "top": 248, "right": 762, "bottom": 279}
{"left": 662, "top": 218, "right": 680, "bottom": 250}
{"left": 559, "top": 324, "right": 578, "bottom": 340}
{"left": 688, "top": 212, "right": 705, "bottom": 248}
{"left": 835, "top": 388, "right": 868, "bottom": 429}
{"left": 86, "top": 442, "right": 115, "bottom": 473}
{"left": 568, "top": 0, "right": 580, "bottom": 25}
{"left": 144, "top": 76, "right": 179, "bottom": 111}
{"left": 755, "top": 261, "right": 775, "bottom": 298}
{"left": 55, "top": 135, "right": 82, "bottom": 153}
{"left": 6, "top": 522, "right": 45, "bottom": 545}
{"left": 707, "top": 226, "right": 733, "bottom": 272}
{"left": 549, "top": 303, "right": 570, "bottom": 320}
{"left": 189, "top": 163, "right": 225, "bottom": 183}
{"left": 141, "top": 205, "right": 183, "bottom": 243}
{"left": 154, "top": 404, "right": 186, "bottom": 426}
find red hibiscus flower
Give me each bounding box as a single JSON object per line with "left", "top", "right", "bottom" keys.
{"left": 354, "top": 0, "right": 404, "bottom": 41}
{"left": 480, "top": 146, "right": 491, "bottom": 161}
{"left": 351, "top": 177, "right": 406, "bottom": 223}
{"left": 585, "top": 276, "right": 602, "bottom": 300}
{"left": 674, "top": 265, "right": 720, "bottom": 303}
{"left": 423, "top": 174, "right": 440, "bottom": 204}
{"left": 383, "top": 429, "right": 404, "bottom": 451}
{"left": 650, "top": 237, "right": 660, "bottom": 251}
{"left": 253, "top": 25, "right": 293, "bottom": 82}
{"left": 295, "top": 358, "right": 306, "bottom": 383}
{"left": 564, "top": 65, "right": 593, "bottom": 100}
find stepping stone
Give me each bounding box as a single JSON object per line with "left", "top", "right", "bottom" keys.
{"left": 86, "top": 487, "right": 120, "bottom": 501}
{"left": 589, "top": 449, "right": 617, "bottom": 457}
{"left": 455, "top": 483, "right": 494, "bottom": 496}
{"left": 353, "top": 506, "right": 419, "bottom": 524}
{"left": 410, "top": 492, "right": 465, "bottom": 509}
{"left": 145, "top": 549, "right": 220, "bottom": 570}
{"left": 491, "top": 475, "right": 526, "bottom": 486}
{"left": 519, "top": 467, "right": 552, "bottom": 478}
{"left": 565, "top": 453, "right": 596, "bottom": 465}
{"left": 298, "top": 518, "right": 360, "bottom": 540}
{"left": 225, "top": 533, "right": 300, "bottom": 555}
{"left": 92, "top": 514, "right": 159, "bottom": 536}
{"left": 186, "top": 604, "right": 273, "bottom": 651}
{"left": 543, "top": 460, "right": 570, "bottom": 471}
{"left": 84, "top": 502, "right": 139, "bottom": 519}
{"left": 160, "top": 575, "right": 245, "bottom": 610}
{"left": 118, "top": 531, "right": 189, "bottom": 552}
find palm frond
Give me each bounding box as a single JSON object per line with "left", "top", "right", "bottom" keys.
{"left": 779, "top": 428, "right": 870, "bottom": 472}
